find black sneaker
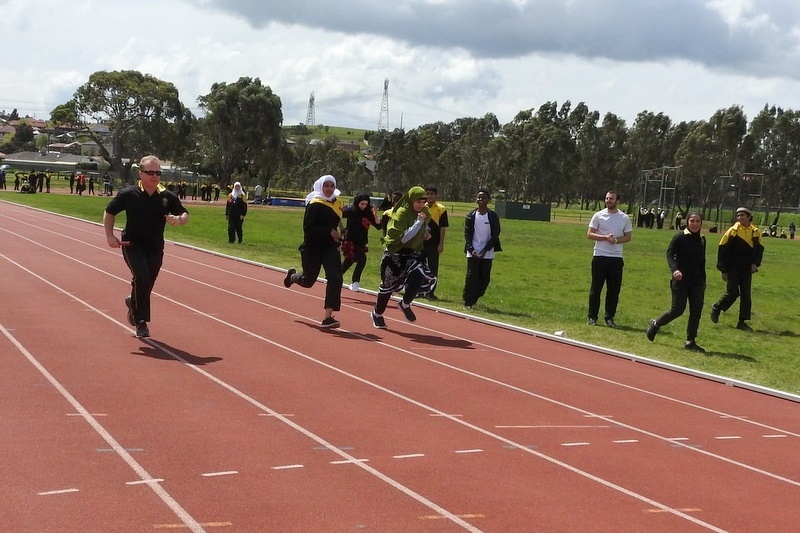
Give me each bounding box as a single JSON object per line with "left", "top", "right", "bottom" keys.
{"left": 684, "top": 341, "right": 706, "bottom": 353}
{"left": 605, "top": 318, "right": 617, "bottom": 328}
{"left": 135, "top": 321, "right": 150, "bottom": 338}
{"left": 426, "top": 293, "right": 438, "bottom": 301}
{"left": 283, "top": 268, "right": 296, "bottom": 288}
{"left": 646, "top": 319, "right": 659, "bottom": 341}
{"left": 398, "top": 301, "right": 416, "bottom": 322}
{"left": 587, "top": 318, "right": 597, "bottom": 326}
{"left": 710, "top": 305, "right": 720, "bottom": 323}
{"left": 736, "top": 321, "right": 753, "bottom": 332}
{"left": 320, "top": 316, "right": 340, "bottom": 329}
{"left": 371, "top": 310, "right": 387, "bottom": 329}
{"left": 124, "top": 297, "right": 135, "bottom": 327}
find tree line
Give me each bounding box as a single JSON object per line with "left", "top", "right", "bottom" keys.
{"left": 44, "top": 70, "right": 800, "bottom": 221}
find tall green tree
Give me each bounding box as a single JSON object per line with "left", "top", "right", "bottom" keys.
{"left": 51, "top": 70, "right": 189, "bottom": 175}
{"left": 197, "top": 77, "right": 283, "bottom": 188}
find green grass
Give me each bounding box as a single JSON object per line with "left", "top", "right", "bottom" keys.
{"left": 4, "top": 190, "right": 799, "bottom": 395}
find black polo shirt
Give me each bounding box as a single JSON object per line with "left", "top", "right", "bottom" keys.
{"left": 106, "top": 182, "right": 188, "bottom": 250}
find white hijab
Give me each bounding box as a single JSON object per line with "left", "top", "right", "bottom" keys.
{"left": 231, "top": 181, "right": 244, "bottom": 199}
{"left": 305, "top": 174, "right": 340, "bottom": 205}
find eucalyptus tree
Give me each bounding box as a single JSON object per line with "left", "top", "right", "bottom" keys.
{"left": 438, "top": 114, "right": 500, "bottom": 201}
{"left": 748, "top": 106, "right": 800, "bottom": 220}
{"left": 197, "top": 76, "right": 283, "bottom": 188}
{"left": 619, "top": 111, "right": 673, "bottom": 210}
{"left": 51, "top": 70, "right": 189, "bottom": 176}
{"left": 675, "top": 106, "right": 747, "bottom": 216}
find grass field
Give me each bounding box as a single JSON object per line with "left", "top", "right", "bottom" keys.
{"left": 3, "top": 189, "right": 799, "bottom": 396}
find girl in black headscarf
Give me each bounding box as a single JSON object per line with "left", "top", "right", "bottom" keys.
{"left": 341, "top": 192, "right": 381, "bottom": 292}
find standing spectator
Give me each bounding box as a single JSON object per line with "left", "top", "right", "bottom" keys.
{"left": 102, "top": 172, "right": 111, "bottom": 195}
{"left": 253, "top": 183, "right": 264, "bottom": 204}
{"left": 0, "top": 168, "right": 6, "bottom": 190}
{"left": 790, "top": 221, "right": 796, "bottom": 240}
{"left": 103, "top": 155, "right": 189, "bottom": 338}
{"left": 37, "top": 171, "right": 45, "bottom": 192}
{"left": 88, "top": 174, "right": 96, "bottom": 195}
{"left": 421, "top": 186, "right": 449, "bottom": 300}
{"left": 213, "top": 184, "right": 220, "bottom": 202}
{"left": 709, "top": 207, "right": 764, "bottom": 331}
{"left": 69, "top": 171, "right": 75, "bottom": 194}
{"left": 283, "top": 175, "right": 344, "bottom": 329}
{"left": 462, "top": 188, "right": 502, "bottom": 309}
{"left": 14, "top": 172, "right": 21, "bottom": 190}
{"left": 28, "top": 171, "right": 38, "bottom": 194}
{"left": 44, "top": 170, "right": 51, "bottom": 193}
{"left": 646, "top": 212, "right": 707, "bottom": 351}
{"left": 341, "top": 192, "right": 381, "bottom": 292}
{"left": 586, "top": 190, "right": 633, "bottom": 327}
{"left": 225, "top": 181, "right": 248, "bottom": 243}
{"left": 370, "top": 186, "right": 436, "bottom": 329}
{"left": 76, "top": 172, "right": 86, "bottom": 195}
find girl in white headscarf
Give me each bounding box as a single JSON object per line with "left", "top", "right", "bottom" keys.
{"left": 225, "top": 181, "right": 248, "bottom": 243}
{"left": 284, "top": 175, "right": 345, "bottom": 328}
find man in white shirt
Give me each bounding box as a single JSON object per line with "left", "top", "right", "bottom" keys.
{"left": 586, "top": 190, "right": 633, "bottom": 327}
{"left": 462, "top": 189, "right": 502, "bottom": 309}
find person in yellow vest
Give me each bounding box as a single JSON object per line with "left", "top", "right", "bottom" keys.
{"left": 709, "top": 207, "right": 764, "bottom": 331}
{"left": 283, "top": 175, "right": 344, "bottom": 328}
{"left": 421, "top": 185, "right": 449, "bottom": 300}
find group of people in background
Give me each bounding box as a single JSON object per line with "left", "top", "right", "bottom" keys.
{"left": 589, "top": 192, "right": 764, "bottom": 353}
{"left": 282, "top": 176, "right": 502, "bottom": 329}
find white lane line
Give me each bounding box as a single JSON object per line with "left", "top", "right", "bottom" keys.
{"left": 667, "top": 437, "right": 690, "bottom": 441}
{"left": 126, "top": 479, "right": 165, "bottom": 485}
{"left": 201, "top": 471, "right": 238, "bottom": 477}
{"left": 454, "top": 449, "right": 483, "bottom": 454}
{"left": 67, "top": 413, "right": 107, "bottom": 416}
{"left": 495, "top": 425, "right": 611, "bottom": 429}
{"left": 613, "top": 440, "right": 639, "bottom": 444}
{"left": 714, "top": 436, "right": 742, "bottom": 440}
{"left": 763, "top": 434, "right": 788, "bottom": 438}
{"left": 561, "top": 442, "right": 590, "bottom": 447}
{"left": 330, "top": 459, "right": 369, "bottom": 465}
{"left": 271, "top": 464, "right": 304, "bottom": 470}
{"left": 394, "top": 454, "right": 425, "bottom": 459}
{"left": 38, "top": 488, "right": 79, "bottom": 496}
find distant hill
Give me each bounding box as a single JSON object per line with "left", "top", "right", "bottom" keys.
{"left": 284, "top": 124, "right": 371, "bottom": 144}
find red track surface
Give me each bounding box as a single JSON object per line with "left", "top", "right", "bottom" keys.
{"left": 1, "top": 200, "right": 799, "bottom": 532}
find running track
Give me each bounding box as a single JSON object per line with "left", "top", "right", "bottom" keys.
{"left": 1, "top": 200, "right": 799, "bottom": 532}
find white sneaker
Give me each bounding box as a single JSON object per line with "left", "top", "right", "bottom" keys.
{"left": 350, "top": 282, "right": 359, "bottom": 292}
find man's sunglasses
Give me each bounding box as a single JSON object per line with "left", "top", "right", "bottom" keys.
{"left": 140, "top": 170, "right": 162, "bottom": 176}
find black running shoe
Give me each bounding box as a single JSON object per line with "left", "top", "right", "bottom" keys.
{"left": 684, "top": 341, "right": 706, "bottom": 352}
{"left": 135, "top": 321, "right": 150, "bottom": 338}
{"left": 283, "top": 268, "right": 296, "bottom": 288}
{"left": 398, "top": 301, "right": 416, "bottom": 322}
{"left": 124, "top": 297, "right": 135, "bottom": 327}
{"left": 371, "top": 310, "right": 387, "bottom": 329}
{"left": 736, "top": 321, "right": 753, "bottom": 332}
{"left": 646, "top": 319, "right": 658, "bottom": 341}
{"left": 320, "top": 316, "right": 340, "bottom": 329}
{"left": 605, "top": 318, "right": 617, "bottom": 328}
{"left": 710, "top": 305, "right": 720, "bottom": 323}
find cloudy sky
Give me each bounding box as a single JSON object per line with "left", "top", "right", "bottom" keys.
{"left": 2, "top": 0, "right": 800, "bottom": 132}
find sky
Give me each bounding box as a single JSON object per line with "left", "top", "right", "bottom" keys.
{"left": 2, "top": 0, "right": 800, "bottom": 132}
